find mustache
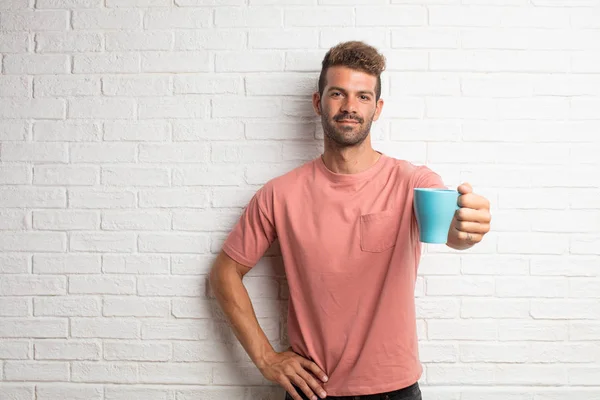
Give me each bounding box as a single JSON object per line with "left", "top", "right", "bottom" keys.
{"left": 333, "top": 113, "right": 363, "bottom": 123}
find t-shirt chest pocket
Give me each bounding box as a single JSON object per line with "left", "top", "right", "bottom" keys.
{"left": 359, "top": 208, "right": 402, "bottom": 252}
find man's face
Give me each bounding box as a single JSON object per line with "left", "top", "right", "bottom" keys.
{"left": 313, "top": 66, "right": 384, "bottom": 147}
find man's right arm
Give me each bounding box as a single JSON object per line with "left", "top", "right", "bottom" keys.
{"left": 209, "top": 250, "right": 275, "bottom": 369}
{"left": 209, "top": 250, "right": 329, "bottom": 400}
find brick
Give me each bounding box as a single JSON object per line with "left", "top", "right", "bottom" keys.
{"left": 101, "top": 167, "right": 170, "bottom": 187}
{"left": 68, "top": 188, "right": 135, "bottom": 209}
{"left": 0, "top": 298, "right": 30, "bottom": 317}
{"left": 0, "top": 76, "right": 29, "bottom": 98}
{"left": 71, "top": 362, "right": 138, "bottom": 383}
{"left": 73, "top": 53, "right": 140, "bottom": 73}
{"left": 138, "top": 234, "right": 211, "bottom": 254}
{"left": 141, "top": 51, "right": 211, "bottom": 73}
{"left": 144, "top": 9, "right": 211, "bottom": 29}
{"left": 0, "top": 386, "right": 34, "bottom": 400}
{"left": 70, "top": 143, "right": 136, "bottom": 163}
{"left": 104, "top": 341, "right": 171, "bottom": 361}
{"left": 172, "top": 299, "right": 213, "bottom": 318}
{"left": 245, "top": 73, "right": 316, "bottom": 96}
{"left": 141, "top": 320, "right": 209, "bottom": 340}
{"left": 172, "top": 120, "right": 243, "bottom": 141}
{"left": 36, "top": 0, "right": 102, "bottom": 7}
{"left": 0, "top": 233, "right": 66, "bottom": 252}
{"left": 105, "top": 387, "right": 171, "bottom": 400}
{"left": 531, "top": 299, "right": 600, "bottom": 320}
{"left": 71, "top": 318, "right": 139, "bottom": 339}
{"left": 68, "top": 98, "right": 135, "bottom": 119}
{"left": 106, "top": 31, "right": 173, "bottom": 51}
{"left": 174, "top": 30, "right": 245, "bottom": 50}
{"left": 0, "top": 209, "right": 26, "bottom": 230}
{"left": 216, "top": 51, "right": 283, "bottom": 72}
{"left": 0, "top": 276, "right": 65, "bottom": 296}
{"left": 33, "top": 254, "right": 100, "bottom": 275}
{"left": 104, "top": 121, "right": 170, "bottom": 141}
{"left": 4, "top": 361, "right": 69, "bottom": 381}
{"left": 103, "top": 297, "right": 169, "bottom": 317}
{"left": 139, "top": 363, "right": 211, "bottom": 384}
{"left": 36, "top": 385, "right": 103, "bottom": 400}
{"left": 138, "top": 96, "right": 209, "bottom": 119}
{"left": 249, "top": 29, "right": 318, "bottom": 49}
{"left": 102, "top": 255, "right": 169, "bottom": 275}
{"left": 32, "top": 210, "right": 98, "bottom": 230}
{"left": 496, "top": 277, "right": 567, "bottom": 298}
{"left": 390, "top": 72, "right": 460, "bottom": 97}
{"left": 72, "top": 9, "right": 142, "bottom": 29}
{"left": 174, "top": 75, "right": 241, "bottom": 94}
{"left": 245, "top": 121, "right": 315, "bottom": 140}
{"left": 499, "top": 321, "right": 568, "bottom": 341}
{"left": 212, "top": 188, "right": 256, "bottom": 208}
{"left": 212, "top": 363, "right": 269, "bottom": 385}
{"left": 171, "top": 255, "right": 213, "bottom": 275}
{"left": 430, "top": 50, "right": 569, "bottom": 73}
{"left": 415, "top": 298, "right": 459, "bottom": 318}
{"left": 34, "top": 297, "right": 100, "bottom": 317}
{"left": 212, "top": 98, "right": 280, "bottom": 118}
{"left": 531, "top": 255, "right": 598, "bottom": 277}
{"left": 212, "top": 142, "right": 282, "bottom": 163}
{"left": 0, "top": 32, "right": 28, "bottom": 53}
{"left": 0, "top": 340, "right": 29, "bottom": 359}
{"left": 2, "top": 143, "right": 66, "bottom": 162}
{"left": 35, "top": 32, "right": 102, "bottom": 53}
{"left": 70, "top": 233, "right": 136, "bottom": 253}
{"left": 570, "top": 322, "right": 600, "bottom": 341}
{"left": 462, "top": 298, "right": 530, "bottom": 319}
{"left": 496, "top": 365, "right": 567, "bottom": 386}
{"left": 33, "top": 121, "right": 101, "bottom": 142}
{"left": 427, "top": 364, "right": 495, "bottom": 385}
{"left": 33, "top": 166, "right": 98, "bottom": 186}
{"left": 461, "top": 73, "right": 534, "bottom": 97}
{"left": 138, "top": 276, "right": 206, "bottom": 297}
{"left": 216, "top": 7, "right": 282, "bottom": 27}
{"left": 173, "top": 341, "right": 238, "bottom": 362}
{"left": 0, "top": 257, "right": 30, "bottom": 284}
{"left": 69, "top": 275, "right": 136, "bottom": 295}
{"left": 0, "top": 319, "right": 67, "bottom": 338}
{"left": 0, "top": 10, "right": 68, "bottom": 31}
{"left": 34, "top": 76, "right": 99, "bottom": 97}
{"left": 139, "top": 143, "right": 209, "bottom": 162}
{"left": 101, "top": 210, "right": 171, "bottom": 230}
{"left": 322, "top": 28, "right": 388, "bottom": 50}
{"left": 35, "top": 341, "right": 100, "bottom": 361}
{"left": 103, "top": 76, "right": 171, "bottom": 97}
{"left": 0, "top": 187, "right": 44, "bottom": 209}
{"left": 429, "top": 320, "right": 497, "bottom": 340}
{"left": 384, "top": 50, "right": 429, "bottom": 71}
{"left": 570, "top": 278, "right": 600, "bottom": 297}
{"left": 356, "top": 6, "right": 426, "bottom": 26}
{"left": 498, "top": 233, "right": 568, "bottom": 255}
{"left": 0, "top": 99, "right": 65, "bottom": 119}
{"left": 0, "top": 121, "right": 28, "bottom": 141}
{"left": 418, "top": 342, "right": 459, "bottom": 364}
{"left": 173, "top": 210, "right": 239, "bottom": 232}
{"left": 4, "top": 54, "right": 69, "bottom": 74}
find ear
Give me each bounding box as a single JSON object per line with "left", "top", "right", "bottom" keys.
{"left": 372, "top": 98, "right": 384, "bottom": 121}
{"left": 312, "top": 92, "right": 322, "bottom": 116}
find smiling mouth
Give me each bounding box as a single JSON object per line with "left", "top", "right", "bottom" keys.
{"left": 337, "top": 120, "right": 359, "bottom": 123}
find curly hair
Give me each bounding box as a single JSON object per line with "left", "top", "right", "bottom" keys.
{"left": 318, "top": 41, "right": 386, "bottom": 101}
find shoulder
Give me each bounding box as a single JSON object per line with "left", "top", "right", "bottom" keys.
{"left": 382, "top": 155, "right": 444, "bottom": 187}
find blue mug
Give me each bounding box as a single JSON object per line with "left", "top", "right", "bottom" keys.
{"left": 414, "top": 188, "right": 459, "bottom": 244}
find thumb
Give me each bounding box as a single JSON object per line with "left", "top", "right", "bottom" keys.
{"left": 458, "top": 182, "right": 473, "bottom": 195}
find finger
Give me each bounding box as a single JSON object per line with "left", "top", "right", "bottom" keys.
{"left": 456, "top": 230, "right": 484, "bottom": 243}
{"left": 297, "top": 369, "right": 327, "bottom": 399}
{"left": 290, "top": 374, "right": 318, "bottom": 400}
{"left": 456, "top": 208, "right": 492, "bottom": 223}
{"left": 282, "top": 380, "right": 305, "bottom": 400}
{"left": 458, "top": 193, "right": 490, "bottom": 210}
{"left": 457, "top": 182, "right": 473, "bottom": 195}
{"left": 299, "top": 357, "right": 328, "bottom": 383}
{"left": 455, "top": 221, "right": 490, "bottom": 235}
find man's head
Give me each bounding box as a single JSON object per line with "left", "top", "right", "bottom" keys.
{"left": 313, "top": 41, "right": 386, "bottom": 148}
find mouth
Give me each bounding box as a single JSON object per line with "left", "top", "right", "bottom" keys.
{"left": 336, "top": 119, "right": 360, "bottom": 124}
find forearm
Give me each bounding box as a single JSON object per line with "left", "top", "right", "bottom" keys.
{"left": 209, "top": 264, "right": 275, "bottom": 369}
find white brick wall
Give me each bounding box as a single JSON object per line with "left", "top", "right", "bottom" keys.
{"left": 0, "top": 1, "right": 599, "bottom": 399}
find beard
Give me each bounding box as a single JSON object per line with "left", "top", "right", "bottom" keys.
{"left": 320, "top": 107, "right": 375, "bottom": 148}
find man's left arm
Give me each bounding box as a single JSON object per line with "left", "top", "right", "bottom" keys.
{"left": 446, "top": 182, "right": 492, "bottom": 251}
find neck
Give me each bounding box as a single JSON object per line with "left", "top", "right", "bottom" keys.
{"left": 321, "top": 136, "right": 381, "bottom": 175}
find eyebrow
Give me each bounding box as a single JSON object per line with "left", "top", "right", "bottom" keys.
{"left": 327, "top": 86, "right": 375, "bottom": 96}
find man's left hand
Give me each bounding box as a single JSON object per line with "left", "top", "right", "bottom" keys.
{"left": 447, "top": 182, "right": 492, "bottom": 250}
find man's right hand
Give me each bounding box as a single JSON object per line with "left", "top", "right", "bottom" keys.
{"left": 259, "top": 350, "right": 329, "bottom": 400}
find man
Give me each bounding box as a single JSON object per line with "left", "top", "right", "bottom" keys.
{"left": 209, "top": 41, "right": 492, "bottom": 400}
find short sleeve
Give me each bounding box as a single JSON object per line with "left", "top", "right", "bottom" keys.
{"left": 413, "top": 165, "right": 446, "bottom": 189}
{"left": 222, "top": 187, "right": 277, "bottom": 268}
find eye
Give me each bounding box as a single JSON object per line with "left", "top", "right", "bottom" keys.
{"left": 331, "top": 91, "right": 341, "bottom": 97}
{"left": 360, "top": 95, "right": 370, "bottom": 101}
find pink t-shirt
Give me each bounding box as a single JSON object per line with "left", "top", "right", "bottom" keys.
{"left": 222, "top": 153, "right": 445, "bottom": 396}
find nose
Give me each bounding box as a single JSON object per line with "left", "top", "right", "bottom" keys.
{"left": 340, "top": 96, "right": 358, "bottom": 114}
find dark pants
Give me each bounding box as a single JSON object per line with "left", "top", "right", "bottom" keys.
{"left": 285, "top": 382, "right": 422, "bottom": 400}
